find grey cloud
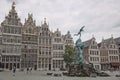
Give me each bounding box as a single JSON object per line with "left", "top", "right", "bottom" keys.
{"left": 0, "top": 0, "right": 120, "bottom": 42}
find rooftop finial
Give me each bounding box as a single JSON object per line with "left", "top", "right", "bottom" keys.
{"left": 102, "top": 36, "right": 104, "bottom": 39}
{"left": 28, "top": 13, "right": 30, "bottom": 17}
{"left": 111, "top": 34, "right": 113, "bottom": 38}
{"left": 44, "top": 18, "right": 46, "bottom": 23}
{"left": 57, "top": 28, "right": 59, "bottom": 31}
{"left": 12, "top": 2, "right": 16, "bottom": 9}
{"left": 92, "top": 34, "right": 94, "bottom": 38}
{"left": 41, "top": 21, "right": 42, "bottom": 25}
{"left": 102, "top": 36, "right": 104, "bottom": 41}
{"left": 68, "top": 31, "right": 70, "bottom": 34}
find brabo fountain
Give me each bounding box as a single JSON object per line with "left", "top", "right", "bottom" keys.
{"left": 69, "top": 26, "right": 96, "bottom": 77}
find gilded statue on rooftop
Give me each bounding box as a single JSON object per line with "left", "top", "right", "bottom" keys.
{"left": 12, "top": 2, "right": 16, "bottom": 6}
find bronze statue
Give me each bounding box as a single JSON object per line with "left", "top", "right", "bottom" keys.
{"left": 74, "top": 26, "right": 85, "bottom": 37}
{"left": 70, "top": 26, "right": 97, "bottom": 76}
{"left": 75, "top": 26, "right": 85, "bottom": 64}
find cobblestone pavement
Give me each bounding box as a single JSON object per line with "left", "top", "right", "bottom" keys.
{"left": 0, "top": 71, "right": 120, "bottom": 80}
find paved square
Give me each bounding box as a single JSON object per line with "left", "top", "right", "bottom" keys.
{"left": 0, "top": 71, "right": 120, "bottom": 80}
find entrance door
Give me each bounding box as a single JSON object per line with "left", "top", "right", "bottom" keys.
{"left": 10, "top": 63, "right": 12, "bottom": 70}
{"left": 6, "top": 63, "right": 8, "bottom": 69}
{"left": 34, "top": 65, "right": 37, "bottom": 70}
{"left": 49, "top": 64, "right": 51, "bottom": 70}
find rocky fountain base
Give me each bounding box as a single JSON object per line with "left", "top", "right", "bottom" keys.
{"left": 68, "top": 63, "right": 96, "bottom": 77}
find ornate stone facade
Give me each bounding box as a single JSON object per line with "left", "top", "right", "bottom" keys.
{"left": 0, "top": 4, "right": 22, "bottom": 70}
{"left": 37, "top": 19, "right": 52, "bottom": 70}
{"left": 21, "top": 14, "right": 38, "bottom": 69}
{"left": 0, "top": 2, "right": 74, "bottom": 70}
{"left": 108, "top": 36, "right": 119, "bottom": 70}
{"left": 52, "top": 28, "right": 65, "bottom": 70}
{"left": 84, "top": 36, "right": 120, "bottom": 70}
{"left": 99, "top": 38, "right": 109, "bottom": 70}
{"left": 88, "top": 36, "right": 101, "bottom": 70}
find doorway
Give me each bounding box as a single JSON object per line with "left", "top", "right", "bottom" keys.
{"left": 49, "top": 64, "right": 51, "bottom": 70}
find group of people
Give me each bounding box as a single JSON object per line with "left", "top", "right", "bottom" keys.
{"left": 12, "top": 66, "right": 33, "bottom": 76}
{"left": 26, "top": 67, "right": 32, "bottom": 73}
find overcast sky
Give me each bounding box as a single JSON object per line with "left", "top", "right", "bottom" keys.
{"left": 0, "top": 0, "right": 120, "bottom": 42}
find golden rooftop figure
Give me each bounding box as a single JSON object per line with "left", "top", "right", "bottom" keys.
{"left": 12, "top": 2, "right": 16, "bottom": 7}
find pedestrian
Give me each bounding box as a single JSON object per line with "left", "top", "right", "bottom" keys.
{"left": 30, "top": 67, "right": 32, "bottom": 72}
{"left": 27, "top": 67, "right": 29, "bottom": 74}
{"left": 13, "top": 66, "right": 16, "bottom": 76}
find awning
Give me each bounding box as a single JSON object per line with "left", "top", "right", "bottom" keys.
{"left": 110, "top": 62, "right": 120, "bottom": 66}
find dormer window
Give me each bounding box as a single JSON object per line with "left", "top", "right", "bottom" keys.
{"left": 68, "top": 35, "right": 70, "bottom": 38}
{"left": 114, "top": 45, "right": 115, "bottom": 48}
{"left": 57, "top": 34, "right": 59, "bottom": 37}
{"left": 15, "top": 16, "right": 17, "bottom": 18}
{"left": 110, "top": 45, "right": 112, "bottom": 48}
{"left": 29, "top": 28, "right": 32, "bottom": 33}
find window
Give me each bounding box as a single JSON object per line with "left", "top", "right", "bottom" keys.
{"left": 93, "top": 41, "right": 95, "bottom": 44}
{"left": 29, "top": 28, "right": 31, "bottom": 33}
{"left": 6, "top": 56, "right": 9, "bottom": 61}
{"left": 11, "top": 28, "right": 14, "bottom": 34}
{"left": 28, "top": 37, "right": 30, "bottom": 40}
{"left": 40, "top": 33, "right": 41, "bottom": 36}
{"left": 110, "top": 45, "right": 112, "bottom": 48}
{"left": 90, "top": 57, "right": 92, "bottom": 61}
{"left": 56, "top": 33, "right": 60, "bottom": 37}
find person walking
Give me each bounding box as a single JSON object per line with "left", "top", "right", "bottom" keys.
{"left": 30, "top": 67, "right": 32, "bottom": 72}
{"left": 27, "top": 67, "right": 29, "bottom": 74}
{"left": 13, "top": 66, "right": 16, "bottom": 76}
